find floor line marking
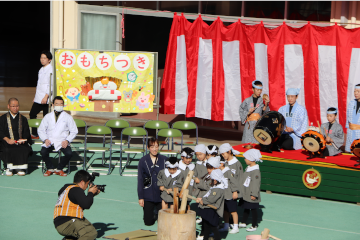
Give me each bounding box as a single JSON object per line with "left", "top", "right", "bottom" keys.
{"left": 263, "top": 219, "right": 360, "bottom": 235}
{"left": 0, "top": 186, "right": 138, "bottom": 204}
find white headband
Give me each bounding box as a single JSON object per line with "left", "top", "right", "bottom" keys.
{"left": 194, "top": 144, "right": 207, "bottom": 154}
{"left": 355, "top": 85, "right": 360, "bottom": 89}
{"left": 219, "top": 143, "right": 240, "bottom": 155}
{"left": 243, "top": 149, "right": 263, "bottom": 163}
{"left": 206, "top": 145, "right": 218, "bottom": 154}
{"left": 252, "top": 80, "right": 263, "bottom": 89}
{"left": 207, "top": 156, "right": 221, "bottom": 168}
{"left": 327, "top": 107, "right": 337, "bottom": 114}
{"left": 181, "top": 151, "right": 194, "bottom": 158}
{"left": 165, "top": 161, "right": 179, "bottom": 168}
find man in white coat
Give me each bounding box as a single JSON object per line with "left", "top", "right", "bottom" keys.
{"left": 30, "top": 50, "right": 53, "bottom": 139}
{"left": 38, "top": 96, "right": 78, "bottom": 177}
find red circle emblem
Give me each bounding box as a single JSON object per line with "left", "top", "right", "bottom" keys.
{"left": 302, "top": 169, "right": 321, "bottom": 189}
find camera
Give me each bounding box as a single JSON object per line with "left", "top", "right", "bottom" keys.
{"left": 89, "top": 172, "right": 106, "bottom": 193}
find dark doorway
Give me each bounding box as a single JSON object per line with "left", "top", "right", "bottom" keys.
{"left": 0, "top": 1, "right": 50, "bottom": 87}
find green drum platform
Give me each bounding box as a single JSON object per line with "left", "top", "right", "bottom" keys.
{"left": 237, "top": 156, "right": 360, "bottom": 204}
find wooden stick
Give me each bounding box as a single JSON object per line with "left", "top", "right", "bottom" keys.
{"left": 173, "top": 188, "right": 179, "bottom": 214}
{"left": 261, "top": 228, "right": 270, "bottom": 239}
{"left": 185, "top": 195, "right": 217, "bottom": 210}
{"left": 179, "top": 170, "right": 194, "bottom": 198}
{"left": 168, "top": 189, "right": 217, "bottom": 210}
{"left": 261, "top": 230, "right": 282, "bottom": 240}
{"left": 179, "top": 189, "right": 189, "bottom": 214}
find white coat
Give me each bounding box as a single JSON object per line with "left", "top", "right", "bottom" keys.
{"left": 38, "top": 111, "right": 78, "bottom": 151}
{"left": 34, "top": 64, "right": 54, "bottom": 104}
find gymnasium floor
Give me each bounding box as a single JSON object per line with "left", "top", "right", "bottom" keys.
{"left": 1, "top": 145, "right": 359, "bottom": 240}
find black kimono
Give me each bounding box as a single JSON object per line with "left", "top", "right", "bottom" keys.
{"left": 0, "top": 112, "right": 32, "bottom": 170}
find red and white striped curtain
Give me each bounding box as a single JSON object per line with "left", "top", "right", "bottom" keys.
{"left": 160, "top": 13, "right": 360, "bottom": 131}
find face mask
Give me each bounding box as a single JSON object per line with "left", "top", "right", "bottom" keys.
{"left": 54, "top": 106, "right": 64, "bottom": 112}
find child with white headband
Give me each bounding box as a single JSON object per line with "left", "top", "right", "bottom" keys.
{"left": 320, "top": 107, "right": 344, "bottom": 156}
{"left": 239, "top": 149, "right": 262, "bottom": 232}
{"left": 219, "top": 156, "right": 241, "bottom": 234}
{"left": 239, "top": 80, "right": 270, "bottom": 144}
{"left": 196, "top": 169, "right": 227, "bottom": 240}
{"left": 192, "top": 144, "right": 211, "bottom": 229}
{"left": 179, "top": 147, "right": 195, "bottom": 211}
{"left": 206, "top": 145, "right": 219, "bottom": 160}
{"left": 157, "top": 157, "right": 185, "bottom": 210}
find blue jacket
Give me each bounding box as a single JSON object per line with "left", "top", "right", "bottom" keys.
{"left": 137, "top": 154, "right": 167, "bottom": 203}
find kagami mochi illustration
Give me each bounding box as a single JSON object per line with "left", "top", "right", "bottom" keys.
{"left": 88, "top": 77, "right": 122, "bottom": 100}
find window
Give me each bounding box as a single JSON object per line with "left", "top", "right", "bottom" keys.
{"left": 81, "top": 13, "right": 117, "bottom": 50}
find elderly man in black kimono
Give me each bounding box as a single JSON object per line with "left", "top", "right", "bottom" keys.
{"left": 0, "top": 98, "right": 32, "bottom": 176}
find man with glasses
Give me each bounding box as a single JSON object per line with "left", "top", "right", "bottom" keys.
{"left": 0, "top": 98, "right": 33, "bottom": 176}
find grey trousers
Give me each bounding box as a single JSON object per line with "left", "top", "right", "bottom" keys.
{"left": 56, "top": 218, "right": 97, "bottom": 240}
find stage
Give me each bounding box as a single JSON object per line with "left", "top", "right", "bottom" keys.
{"left": 234, "top": 144, "right": 360, "bottom": 204}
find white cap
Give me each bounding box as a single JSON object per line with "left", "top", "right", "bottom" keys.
{"left": 219, "top": 143, "right": 240, "bottom": 155}
{"left": 207, "top": 156, "right": 221, "bottom": 168}
{"left": 210, "top": 169, "right": 228, "bottom": 188}
{"left": 243, "top": 149, "right": 263, "bottom": 163}
{"left": 194, "top": 144, "right": 207, "bottom": 154}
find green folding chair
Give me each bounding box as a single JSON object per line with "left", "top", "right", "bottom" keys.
{"left": 172, "top": 121, "right": 198, "bottom": 146}
{"left": 143, "top": 120, "right": 169, "bottom": 145}
{"left": 28, "top": 119, "right": 43, "bottom": 145}
{"left": 120, "top": 127, "right": 148, "bottom": 176}
{"left": 70, "top": 119, "right": 88, "bottom": 171}
{"left": 84, "top": 126, "right": 113, "bottom": 175}
{"left": 105, "top": 119, "right": 130, "bottom": 146}
{"left": 156, "top": 129, "right": 183, "bottom": 156}
{"left": 27, "top": 119, "right": 43, "bottom": 173}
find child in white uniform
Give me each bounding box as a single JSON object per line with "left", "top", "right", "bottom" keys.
{"left": 239, "top": 149, "right": 262, "bottom": 232}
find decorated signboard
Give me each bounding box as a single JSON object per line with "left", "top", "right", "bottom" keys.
{"left": 54, "top": 49, "right": 156, "bottom": 113}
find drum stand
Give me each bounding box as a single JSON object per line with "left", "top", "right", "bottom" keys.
{"left": 259, "top": 143, "right": 281, "bottom": 154}
{"left": 307, "top": 151, "right": 326, "bottom": 159}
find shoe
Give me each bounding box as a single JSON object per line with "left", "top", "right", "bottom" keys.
{"left": 219, "top": 227, "right": 229, "bottom": 232}
{"left": 43, "top": 170, "right": 54, "bottom": 177}
{"left": 196, "top": 217, "right": 202, "bottom": 224}
{"left": 17, "top": 171, "right": 25, "bottom": 176}
{"left": 196, "top": 236, "right": 204, "bottom": 240}
{"left": 229, "top": 224, "right": 234, "bottom": 229}
{"left": 54, "top": 170, "right": 67, "bottom": 177}
{"left": 239, "top": 223, "right": 247, "bottom": 228}
{"left": 31, "top": 135, "right": 39, "bottom": 139}
{"left": 229, "top": 228, "right": 239, "bottom": 234}
{"left": 246, "top": 226, "right": 257, "bottom": 232}
{"left": 6, "top": 169, "right": 13, "bottom": 176}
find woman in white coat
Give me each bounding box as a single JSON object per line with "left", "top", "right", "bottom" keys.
{"left": 38, "top": 96, "right": 78, "bottom": 177}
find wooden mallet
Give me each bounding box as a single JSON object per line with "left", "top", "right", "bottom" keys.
{"left": 261, "top": 228, "right": 282, "bottom": 240}
{"left": 169, "top": 189, "right": 218, "bottom": 211}
{"left": 179, "top": 170, "right": 194, "bottom": 198}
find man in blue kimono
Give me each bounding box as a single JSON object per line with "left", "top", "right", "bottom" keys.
{"left": 345, "top": 84, "right": 360, "bottom": 152}
{"left": 276, "top": 88, "right": 308, "bottom": 151}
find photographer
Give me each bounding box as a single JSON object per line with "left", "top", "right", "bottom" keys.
{"left": 54, "top": 170, "right": 100, "bottom": 240}
{"left": 137, "top": 138, "right": 167, "bottom": 226}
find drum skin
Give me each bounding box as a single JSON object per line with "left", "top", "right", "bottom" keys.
{"left": 350, "top": 139, "right": 360, "bottom": 157}
{"left": 253, "top": 111, "right": 286, "bottom": 145}
{"left": 301, "top": 130, "right": 326, "bottom": 153}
